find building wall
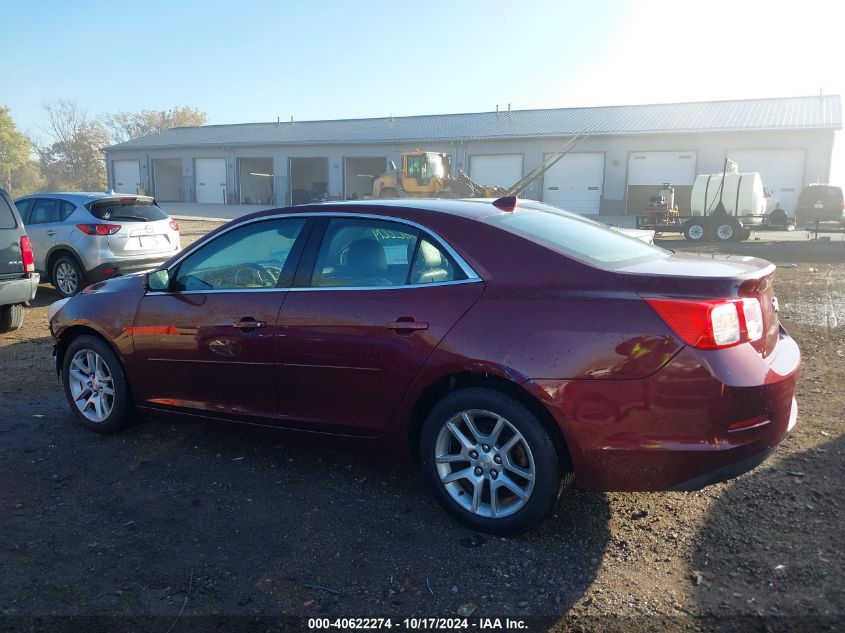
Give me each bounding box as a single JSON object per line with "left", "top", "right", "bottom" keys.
{"left": 106, "top": 129, "right": 835, "bottom": 213}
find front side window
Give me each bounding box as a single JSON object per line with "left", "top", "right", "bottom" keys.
{"left": 172, "top": 218, "right": 307, "bottom": 291}
{"left": 13, "top": 198, "right": 33, "bottom": 223}
{"left": 311, "top": 218, "right": 419, "bottom": 288}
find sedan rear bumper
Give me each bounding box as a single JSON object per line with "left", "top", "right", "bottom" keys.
{"left": 531, "top": 328, "right": 800, "bottom": 492}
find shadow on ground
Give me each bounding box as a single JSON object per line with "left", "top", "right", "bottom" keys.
{"left": 690, "top": 435, "right": 844, "bottom": 630}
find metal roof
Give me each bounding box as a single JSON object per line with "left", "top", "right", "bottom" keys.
{"left": 106, "top": 95, "right": 842, "bottom": 151}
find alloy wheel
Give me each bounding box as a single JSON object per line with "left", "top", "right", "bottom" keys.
{"left": 67, "top": 349, "right": 115, "bottom": 423}
{"left": 55, "top": 262, "right": 79, "bottom": 295}
{"left": 434, "top": 409, "right": 536, "bottom": 518}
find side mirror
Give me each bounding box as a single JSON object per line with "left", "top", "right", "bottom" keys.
{"left": 147, "top": 269, "right": 170, "bottom": 291}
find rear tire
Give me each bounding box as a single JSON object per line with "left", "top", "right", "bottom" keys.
{"left": 52, "top": 255, "right": 84, "bottom": 298}
{"left": 419, "top": 387, "right": 563, "bottom": 535}
{"left": 0, "top": 304, "right": 24, "bottom": 332}
{"left": 62, "top": 335, "right": 132, "bottom": 434}
{"left": 715, "top": 221, "right": 741, "bottom": 242}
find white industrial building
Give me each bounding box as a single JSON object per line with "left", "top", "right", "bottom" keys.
{"left": 104, "top": 95, "right": 841, "bottom": 216}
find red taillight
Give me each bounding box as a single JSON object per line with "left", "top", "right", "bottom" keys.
{"left": 19, "top": 236, "right": 35, "bottom": 273}
{"left": 645, "top": 297, "right": 764, "bottom": 350}
{"left": 77, "top": 224, "right": 121, "bottom": 236}
{"left": 169, "top": 219, "right": 179, "bottom": 232}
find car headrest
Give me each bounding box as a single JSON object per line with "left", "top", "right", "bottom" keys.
{"left": 346, "top": 239, "right": 387, "bottom": 275}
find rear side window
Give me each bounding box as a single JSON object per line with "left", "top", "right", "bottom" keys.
{"left": 88, "top": 199, "right": 168, "bottom": 222}
{"left": 28, "top": 198, "right": 63, "bottom": 224}
{"left": 60, "top": 200, "right": 76, "bottom": 220}
{"left": 410, "top": 238, "right": 460, "bottom": 284}
{"left": 311, "top": 219, "right": 420, "bottom": 287}
{"left": 484, "top": 208, "right": 668, "bottom": 267}
{"left": 0, "top": 195, "right": 17, "bottom": 229}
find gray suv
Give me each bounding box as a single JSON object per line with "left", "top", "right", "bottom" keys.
{"left": 0, "top": 189, "right": 39, "bottom": 331}
{"left": 15, "top": 192, "right": 181, "bottom": 297}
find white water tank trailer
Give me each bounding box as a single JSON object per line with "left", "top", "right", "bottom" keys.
{"left": 690, "top": 170, "right": 767, "bottom": 217}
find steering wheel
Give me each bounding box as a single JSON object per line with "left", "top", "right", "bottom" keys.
{"left": 232, "top": 263, "right": 271, "bottom": 288}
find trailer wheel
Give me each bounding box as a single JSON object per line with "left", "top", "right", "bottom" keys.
{"left": 683, "top": 221, "right": 708, "bottom": 241}
{"left": 715, "top": 221, "right": 741, "bottom": 242}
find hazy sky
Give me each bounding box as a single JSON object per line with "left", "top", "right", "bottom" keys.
{"left": 1, "top": 0, "right": 842, "bottom": 180}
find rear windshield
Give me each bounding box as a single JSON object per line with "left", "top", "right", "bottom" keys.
{"left": 87, "top": 198, "right": 168, "bottom": 222}
{"left": 798, "top": 186, "right": 844, "bottom": 205}
{"left": 483, "top": 206, "right": 668, "bottom": 267}
{"left": 0, "top": 195, "right": 18, "bottom": 230}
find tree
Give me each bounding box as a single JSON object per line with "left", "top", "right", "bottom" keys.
{"left": 0, "top": 107, "right": 31, "bottom": 192}
{"left": 35, "top": 100, "right": 108, "bottom": 191}
{"left": 102, "top": 106, "right": 207, "bottom": 144}
{"left": 9, "top": 160, "right": 45, "bottom": 199}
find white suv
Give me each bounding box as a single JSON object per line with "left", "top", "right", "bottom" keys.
{"left": 14, "top": 192, "right": 181, "bottom": 297}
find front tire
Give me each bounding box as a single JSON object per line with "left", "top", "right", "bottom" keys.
{"left": 0, "top": 304, "right": 24, "bottom": 332}
{"left": 419, "top": 387, "right": 563, "bottom": 535}
{"left": 62, "top": 335, "right": 132, "bottom": 433}
{"left": 52, "top": 255, "right": 84, "bottom": 297}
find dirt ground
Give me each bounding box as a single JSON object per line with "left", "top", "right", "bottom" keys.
{"left": 0, "top": 221, "right": 842, "bottom": 631}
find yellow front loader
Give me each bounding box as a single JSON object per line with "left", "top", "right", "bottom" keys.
{"left": 372, "top": 150, "right": 506, "bottom": 199}
{"left": 373, "top": 134, "right": 592, "bottom": 200}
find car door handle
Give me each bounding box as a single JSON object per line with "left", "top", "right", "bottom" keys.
{"left": 232, "top": 318, "right": 266, "bottom": 329}
{"left": 387, "top": 319, "right": 429, "bottom": 333}
{"left": 45, "top": 230, "right": 57, "bottom": 236}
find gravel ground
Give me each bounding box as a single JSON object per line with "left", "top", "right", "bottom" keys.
{"left": 0, "top": 220, "right": 842, "bottom": 631}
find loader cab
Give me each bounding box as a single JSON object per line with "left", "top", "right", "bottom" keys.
{"left": 403, "top": 152, "right": 450, "bottom": 187}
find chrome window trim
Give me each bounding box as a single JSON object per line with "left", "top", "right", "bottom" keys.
{"left": 145, "top": 277, "right": 482, "bottom": 296}
{"left": 156, "top": 211, "right": 482, "bottom": 295}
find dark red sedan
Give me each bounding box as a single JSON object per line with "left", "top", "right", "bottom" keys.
{"left": 49, "top": 198, "right": 800, "bottom": 534}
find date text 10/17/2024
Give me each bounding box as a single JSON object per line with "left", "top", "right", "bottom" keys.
{"left": 308, "top": 617, "right": 529, "bottom": 630}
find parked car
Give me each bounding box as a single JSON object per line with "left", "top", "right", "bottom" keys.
{"left": 49, "top": 197, "right": 800, "bottom": 534}
{"left": 0, "top": 189, "right": 39, "bottom": 332}
{"left": 794, "top": 184, "right": 845, "bottom": 228}
{"left": 14, "top": 192, "right": 180, "bottom": 298}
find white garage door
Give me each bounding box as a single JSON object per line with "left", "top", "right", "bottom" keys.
{"left": 469, "top": 154, "right": 523, "bottom": 189}
{"left": 195, "top": 158, "right": 227, "bottom": 204}
{"left": 627, "top": 151, "right": 697, "bottom": 186}
{"left": 542, "top": 152, "right": 605, "bottom": 214}
{"left": 727, "top": 149, "right": 805, "bottom": 213}
{"left": 113, "top": 160, "right": 141, "bottom": 194}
